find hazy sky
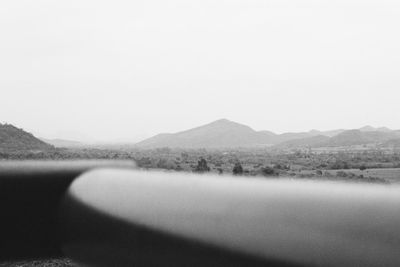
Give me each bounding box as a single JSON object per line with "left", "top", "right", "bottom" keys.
{"left": 1, "top": 0, "right": 400, "bottom": 142}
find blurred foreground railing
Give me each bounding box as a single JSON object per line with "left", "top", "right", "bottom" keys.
{"left": 1, "top": 161, "right": 400, "bottom": 267}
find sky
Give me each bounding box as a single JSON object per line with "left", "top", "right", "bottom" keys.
{"left": 1, "top": 0, "right": 400, "bottom": 143}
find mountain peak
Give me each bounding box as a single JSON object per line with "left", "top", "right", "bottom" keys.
{"left": 209, "top": 118, "right": 237, "bottom": 126}
{"left": 136, "top": 119, "right": 272, "bottom": 148}
{"left": 359, "top": 125, "right": 376, "bottom": 132}
{"left": 199, "top": 119, "right": 255, "bottom": 131}
{"left": 214, "top": 118, "right": 231, "bottom": 123}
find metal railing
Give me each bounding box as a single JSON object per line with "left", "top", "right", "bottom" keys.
{"left": 1, "top": 161, "right": 400, "bottom": 267}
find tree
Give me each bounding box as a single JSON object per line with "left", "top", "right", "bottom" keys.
{"left": 232, "top": 162, "right": 243, "bottom": 175}
{"left": 195, "top": 157, "right": 210, "bottom": 173}
{"left": 261, "top": 166, "right": 275, "bottom": 176}
{"left": 336, "top": 171, "right": 348, "bottom": 178}
{"left": 359, "top": 165, "right": 367, "bottom": 171}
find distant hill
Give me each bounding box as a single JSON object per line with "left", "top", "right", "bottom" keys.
{"left": 0, "top": 123, "right": 54, "bottom": 152}
{"left": 321, "top": 130, "right": 399, "bottom": 147}
{"left": 135, "top": 120, "right": 400, "bottom": 149}
{"left": 135, "top": 119, "right": 356, "bottom": 149}
{"left": 273, "top": 131, "right": 324, "bottom": 144}
{"left": 307, "top": 129, "right": 346, "bottom": 137}
{"left": 41, "top": 138, "right": 83, "bottom": 148}
{"left": 359, "top": 125, "right": 392, "bottom": 133}
{"left": 135, "top": 119, "right": 276, "bottom": 149}
{"left": 273, "top": 129, "right": 400, "bottom": 149}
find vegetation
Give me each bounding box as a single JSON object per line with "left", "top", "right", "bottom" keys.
{"left": 2, "top": 146, "right": 400, "bottom": 184}
{"left": 194, "top": 157, "right": 210, "bottom": 173}
{"left": 232, "top": 162, "right": 243, "bottom": 175}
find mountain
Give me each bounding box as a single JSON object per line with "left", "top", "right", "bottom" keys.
{"left": 273, "top": 129, "right": 400, "bottom": 149}
{"left": 320, "top": 129, "right": 346, "bottom": 137}
{"left": 41, "top": 138, "right": 83, "bottom": 148}
{"left": 136, "top": 119, "right": 353, "bottom": 149}
{"left": 135, "top": 119, "right": 277, "bottom": 149}
{"left": 273, "top": 131, "right": 326, "bottom": 143}
{"left": 0, "top": 123, "right": 54, "bottom": 152}
{"left": 135, "top": 119, "right": 400, "bottom": 149}
{"left": 263, "top": 129, "right": 345, "bottom": 144}
{"left": 322, "top": 130, "right": 400, "bottom": 147}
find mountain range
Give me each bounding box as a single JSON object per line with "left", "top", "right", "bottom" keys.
{"left": 135, "top": 119, "right": 400, "bottom": 149}
{"left": 1, "top": 120, "right": 400, "bottom": 151}
{"left": 275, "top": 130, "right": 400, "bottom": 149}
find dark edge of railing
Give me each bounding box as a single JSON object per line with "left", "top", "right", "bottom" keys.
{"left": 0, "top": 160, "right": 135, "bottom": 261}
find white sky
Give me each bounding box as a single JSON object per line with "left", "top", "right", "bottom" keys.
{"left": 1, "top": 0, "right": 400, "bottom": 142}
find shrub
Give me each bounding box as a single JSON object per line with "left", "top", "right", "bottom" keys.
{"left": 261, "top": 166, "right": 277, "bottom": 176}
{"left": 232, "top": 162, "right": 244, "bottom": 175}
{"left": 194, "top": 158, "right": 210, "bottom": 173}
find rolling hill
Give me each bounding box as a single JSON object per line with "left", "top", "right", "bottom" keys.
{"left": 0, "top": 123, "right": 54, "bottom": 152}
